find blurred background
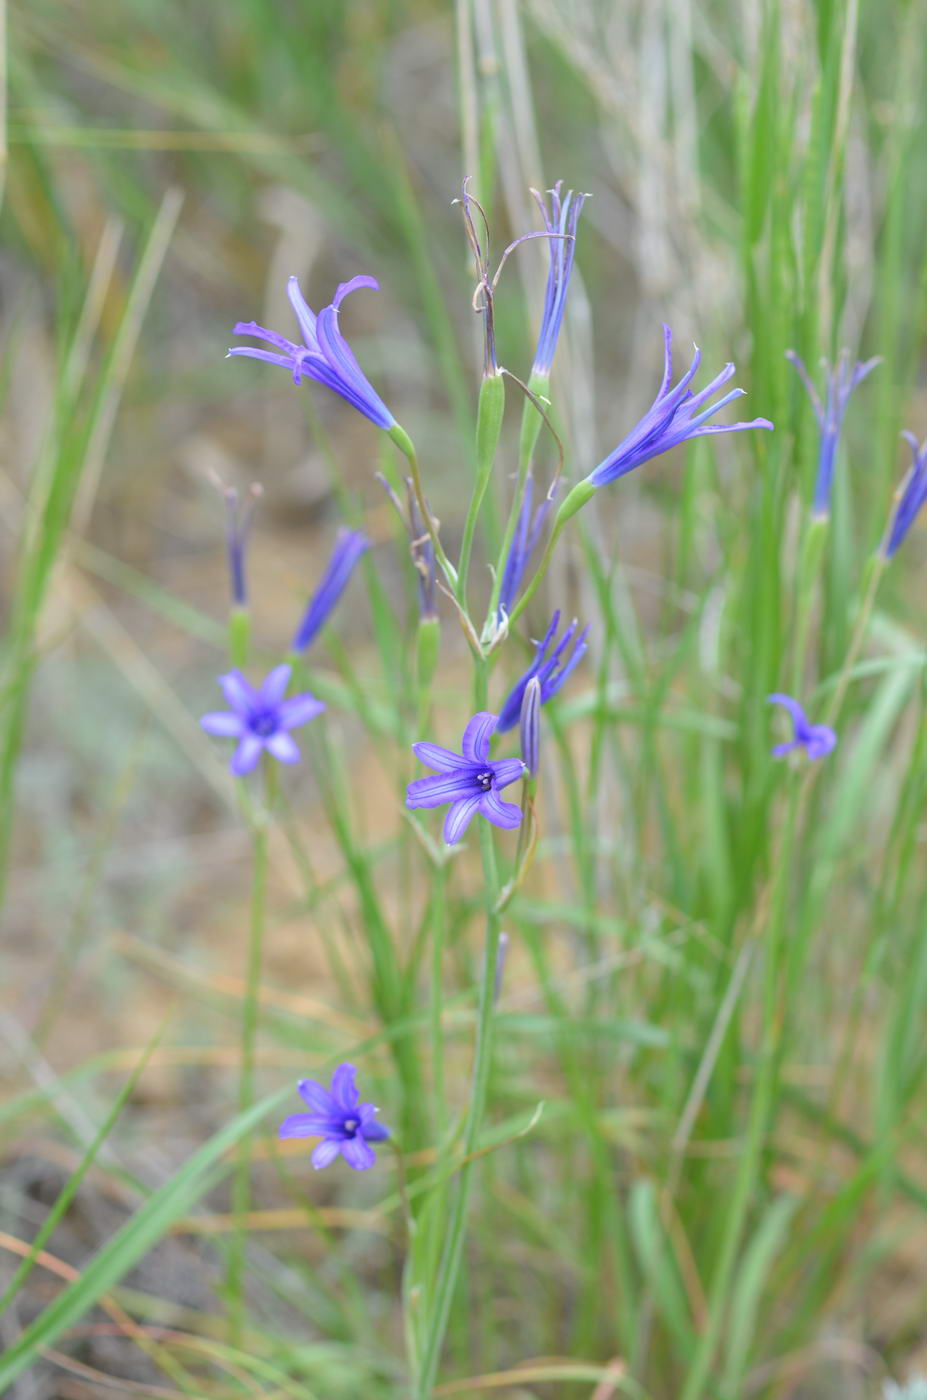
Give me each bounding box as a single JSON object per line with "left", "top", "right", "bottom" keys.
{"left": 4, "top": 1, "right": 927, "bottom": 1397}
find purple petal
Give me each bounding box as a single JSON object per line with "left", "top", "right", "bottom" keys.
{"left": 444, "top": 794, "right": 483, "bottom": 845}
{"left": 232, "top": 321, "right": 300, "bottom": 356}
{"left": 461, "top": 712, "right": 498, "bottom": 763}
{"left": 330, "top": 1063, "right": 360, "bottom": 1111}
{"left": 480, "top": 789, "right": 523, "bottom": 830}
{"left": 315, "top": 302, "right": 394, "bottom": 430}
{"left": 332, "top": 274, "right": 380, "bottom": 307}
{"left": 407, "top": 772, "right": 478, "bottom": 809}
{"left": 287, "top": 276, "right": 319, "bottom": 348}
{"left": 298, "top": 1078, "right": 336, "bottom": 1113}
{"left": 258, "top": 664, "right": 292, "bottom": 709}
{"left": 219, "top": 670, "right": 257, "bottom": 716}
{"left": 771, "top": 741, "right": 800, "bottom": 759}
{"left": 264, "top": 731, "right": 301, "bottom": 764}
{"left": 691, "top": 417, "right": 774, "bottom": 438}
{"left": 767, "top": 693, "right": 808, "bottom": 731}
{"left": 311, "top": 1138, "right": 343, "bottom": 1170}
{"left": 341, "top": 1135, "right": 377, "bottom": 1170}
{"left": 411, "top": 742, "right": 469, "bottom": 773}
{"left": 230, "top": 733, "right": 264, "bottom": 776}
{"left": 277, "top": 693, "right": 325, "bottom": 730}
{"left": 200, "top": 711, "right": 244, "bottom": 737}
{"left": 489, "top": 757, "right": 526, "bottom": 790}
{"left": 805, "top": 725, "right": 837, "bottom": 760}
{"left": 227, "top": 346, "right": 298, "bottom": 371}
{"left": 361, "top": 1119, "right": 390, "bottom": 1142}
{"left": 278, "top": 1113, "right": 341, "bottom": 1139}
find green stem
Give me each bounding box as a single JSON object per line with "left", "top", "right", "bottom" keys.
{"left": 457, "top": 372, "right": 506, "bottom": 604}
{"left": 227, "top": 767, "right": 272, "bottom": 1341}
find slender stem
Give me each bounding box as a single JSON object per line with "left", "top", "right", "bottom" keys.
{"left": 227, "top": 769, "right": 271, "bottom": 1342}
{"left": 430, "top": 861, "right": 448, "bottom": 1139}
{"left": 392, "top": 426, "right": 459, "bottom": 590}
{"left": 822, "top": 552, "right": 885, "bottom": 727}
{"left": 457, "top": 373, "right": 506, "bottom": 605}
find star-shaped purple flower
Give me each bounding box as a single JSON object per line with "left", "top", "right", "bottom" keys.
{"left": 200, "top": 663, "right": 324, "bottom": 775}
{"left": 278, "top": 1063, "right": 390, "bottom": 1171}
{"left": 228, "top": 275, "right": 395, "bottom": 431}
{"left": 767, "top": 693, "right": 837, "bottom": 761}
{"left": 406, "top": 712, "right": 525, "bottom": 845}
{"left": 585, "top": 324, "right": 772, "bottom": 487}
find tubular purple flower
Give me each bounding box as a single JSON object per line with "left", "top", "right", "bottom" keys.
{"left": 882, "top": 432, "right": 927, "bottom": 558}
{"left": 531, "top": 182, "right": 587, "bottom": 377}
{"left": 497, "top": 611, "right": 589, "bottom": 732}
{"left": 767, "top": 693, "right": 837, "bottom": 761}
{"left": 786, "top": 348, "right": 880, "bottom": 517}
{"left": 496, "top": 476, "right": 555, "bottom": 625}
{"left": 519, "top": 675, "right": 541, "bottom": 777}
{"left": 406, "top": 712, "right": 525, "bottom": 845}
{"left": 227, "top": 276, "right": 395, "bottom": 430}
{"left": 220, "top": 482, "right": 261, "bottom": 608}
{"left": 278, "top": 1063, "right": 390, "bottom": 1171}
{"left": 292, "top": 529, "right": 370, "bottom": 653}
{"left": 200, "top": 664, "right": 324, "bottom": 775}
{"left": 585, "top": 325, "right": 773, "bottom": 488}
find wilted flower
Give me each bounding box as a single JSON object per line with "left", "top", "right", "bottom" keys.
{"left": 882, "top": 432, "right": 927, "bottom": 558}
{"left": 786, "top": 348, "right": 880, "bottom": 517}
{"left": 497, "top": 611, "right": 588, "bottom": 732}
{"left": 406, "top": 712, "right": 525, "bottom": 845}
{"left": 228, "top": 276, "right": 395, "bottom": 430}
{"left": 767, "top": 693, "right": 837, "bottom": 761}
{"left": 218, "top": 481, "right": 261, "bottom": 608}
{"left": 531, "top": 182, "right": 587, "bottom": 378}
{"left": 586, "top": 325, "right": 772, "bottom": 488}
{"left": 519, "top": 675, "right": 541, "bottom": 777}
{"left": 292, "top": 529, "right": 370, "bottom": 652}
{"left": 200, "top": 664, "right": 324, "bottom": 775}
{"left": 497, "top": 476, "right": 555, "bottom": 624}
{"left": 278, "top": 1063, "right": 390, "bottom": 1171}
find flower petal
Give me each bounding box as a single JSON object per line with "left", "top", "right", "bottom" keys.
{"left": 226, "top": 347, "right": 298, "bottom": 370}
{"left": 407, "top": 772, "right": 478, "bottom": 809}
{"left": 298, "top": 1078, "right": 335, "bottom": 1113}
{"left": 311, "top": 1138, "right": 343, "bottom": 1170}
{"left": 805, "top": 725, "right": 837, "bottom": 760}
{"left": 480, "top": 789, "right": 523, "bottom": 830}
{"left": 277, "top": 693, "right": 325, "bottom": 730}
{"left": 330, "top": 1063, "right": 360, "bottom": 1111}
{"left": 360, "top": 1119, "right": 390, "bottom": 1142}
{"left": 443, "top": 794, "right": 483, "bottom": 845}
{"left": 287, "top": 276, "right": 319, "bottom": 348}
{"left": 461, "top": 712, "right": 498, "bottom": 763}
{"left": 490, "top": 757, "right": 526, "bottom": 789}
{"left": 411, "top": 742, "right": 469, "bottom": 773}
{"left": 230, "top": 733, "right": 264, "bottom": 776}
{"left": 767, "top": 693, "right": 807, "bottom": 735}
{"left": 232, "top": 321, "right": 300, "bottom": 355}
{"left": 200, "top": 711, "right": 244, "bottom": 737}
{"left": 771, "top": 741, "right": 799, "bottom": 758}
{"left": 219, "top": 670, "right": 257, "bottom": 715}
{"left": 278, "top": 1113, "right": 341, "bottom": 1139}
{"left": 258, "top": 664, "right": 292, "bottom": 709}
{"left": 264, "top": 731, "right": 301, "bottom": 764}
{"left": 341, "top": 1136, "right": 377, "bottom": 1171}
{"left": 332, "top": 274, "right": 380, "bottom": 307}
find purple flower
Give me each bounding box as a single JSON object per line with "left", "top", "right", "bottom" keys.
{"left": 586, "top": 325, "right": 773, "bottom": 488}
{"left": 228, "top": 276, "right": 395, "bottom": 430}
{"left": 531, "top": 182, "right": 587, "bottom": 377}
{"left": 200, "top": 664, "right": 324, "bottom": 775}
{"left": 406, "top": 712, "right": 525, "bottom": 845}
{"left": 497, "top": 612, "right": 588, "bottom": 732}
{"left": 882, "top": 432, "right": 927, "bottom": 558}
{"left": 767, "top": 693, "right": 837, "bottom": 761}
{"left": 278, "top": 1063, "right": 390, "bottom": 1171}
{"left": 786, "top": 349, "right": 880, "bottom": 517}
{"left": 292, "top": 529, "right": 370, "bottom": 652}
{"left": 497, "top": 476, "right": 555, "bottom": 624}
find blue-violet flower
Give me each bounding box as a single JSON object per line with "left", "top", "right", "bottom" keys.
{"left": 201, "top": 664, "right": 324, "bottom": 775}
{"left": 292, "top": 529, "right": 370, "bottom": 652}
{"left": 406, "top": 712, "right": 525, "bottom": 845}
{"left": 586, "top": 324, "right": 772, "bottom": 488}
{"left": 497, "top": 475, "right": 555, "bottom": 625}
{"left": 882, "top": 432, "right": 927, "bottom": 558}
{"left": 278, "top": 1063, "right": 390, "bottom": 1171}
{"left": 767, "top": 693, "right": 837, "bottom": 761}
{"left": 228, "top": 276, "right": 395, "bottom": 430}
{"left": 497, "top": 611, "right": 588, "bottom": 732}
{"left": 786, "top": 348, "right": 880, "bottom": 517}
{"left": 531, "top": 182, "right": 587, "bottom": 378}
